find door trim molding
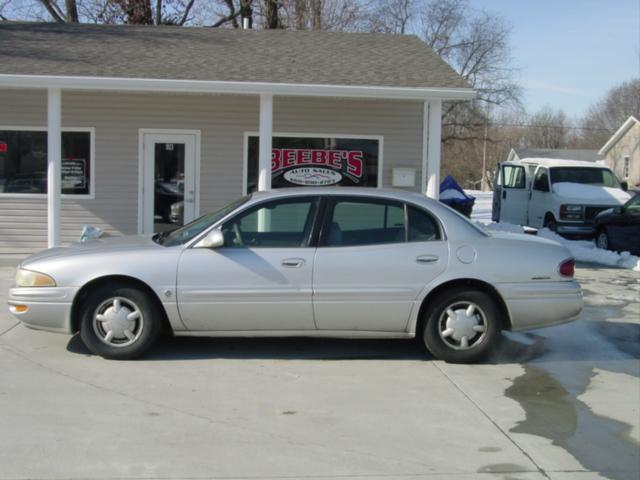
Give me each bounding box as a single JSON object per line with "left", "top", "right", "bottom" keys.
{"left": 137, "top": 128, "right": 201, "bottom": 234}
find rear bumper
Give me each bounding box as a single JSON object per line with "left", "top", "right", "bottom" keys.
{"left": 7, "top": 286, "right": 77, "bottom": 334}
{"left": 497, "top": 280, "right": 583, "bottom": 331}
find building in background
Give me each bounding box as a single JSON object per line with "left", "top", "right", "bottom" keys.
{"left": 599, "top": 116, "right": 640, "bottom": 189}
{"left": 507, "top": 148, "right": 603, "bottom": 163}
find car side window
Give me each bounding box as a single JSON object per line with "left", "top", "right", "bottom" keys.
{"left": 325, "top": 198, "right": 406, "bottom": 247}
{"left": 503, "top": 165, "right": 526, "bottom": 189}
{"left": 221, "top": 197, "right": 318, "bottom": 248}
{"left": 533, "top": 168, "right": 550, "bottom": 192}
{"left": 407, "top": 206, "right": 441, "bottom": 242}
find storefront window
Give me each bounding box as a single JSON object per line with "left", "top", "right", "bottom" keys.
{"left": 246, "top": 135, "right": 380, "bottom": 193}
{"left": 0, "top": 129, "right": 92, "bottom": 195}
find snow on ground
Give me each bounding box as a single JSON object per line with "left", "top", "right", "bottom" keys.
{"left": 466, "top": 189, "right": 640, "bottom": 271}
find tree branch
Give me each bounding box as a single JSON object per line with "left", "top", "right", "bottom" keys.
{"left": 38, "top": 0, "right": 66, "bottom": 22}
{"left": 178, "top": 0, "right": 196, "bottom": 25}
{"left": 210, "top": 10, "right": 241, "bottom": 27}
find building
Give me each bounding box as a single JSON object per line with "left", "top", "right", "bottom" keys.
{"left": 0, "top": 22, "right": 473, "bottom": 255}
{"left": 507, "top": 148, "right": 603, "bottom": 163}
{"left": 598, "top": 116, "right": 640, "bottom": 188}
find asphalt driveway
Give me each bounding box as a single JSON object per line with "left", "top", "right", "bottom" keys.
{"left": 0, "top": 262, "right": 638, "bottom": 480}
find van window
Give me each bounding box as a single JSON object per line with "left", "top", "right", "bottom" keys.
{"left": 549, "top": 167, "right": 621, "bottom": 188}
{"left": 533, "top": 168, "right": 550, "bottom": 192}
{"left": 503, "top": 165, "right": 526, "bottom": 189}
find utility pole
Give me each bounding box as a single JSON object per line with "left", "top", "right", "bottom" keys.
{"left": 481, "top": 103, "right": 491, "bottom": 191}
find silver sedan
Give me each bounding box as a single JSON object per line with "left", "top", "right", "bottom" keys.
{"left": 8, "top": 188, "right": 583, "bottom": 362}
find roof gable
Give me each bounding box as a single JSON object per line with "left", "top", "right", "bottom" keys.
{"left": 599, "top": 116, "right": 640, "bottom": 155}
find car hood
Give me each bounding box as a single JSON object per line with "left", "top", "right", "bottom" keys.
{"left": 21, "top": 235, "right": 161, "bottom": 267}
{"left": 552, "top": 182, "right": 631, "bottom": 205}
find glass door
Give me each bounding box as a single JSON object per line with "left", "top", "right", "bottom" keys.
{"left": 142, "top": 132, "right": 198, "bottom": 234}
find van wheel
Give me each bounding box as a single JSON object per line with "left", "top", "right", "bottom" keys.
{"left": 420, "top": 288, "right": 500, "bottom": 364}
{"left": 79, "top": 283, "right": 162, "bottom": 360}
{"left": 544, "top": 214, "right": 558, "bottom": 232}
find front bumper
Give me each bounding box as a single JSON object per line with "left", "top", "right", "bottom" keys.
{"left": 556, "top": 222, "right": 595, "bottom": 236}
{"left": 8, "top": 286, "right": 78, "bottom": 334}
{"left": 498, "top": 280, "right": 583, "bottom": 331}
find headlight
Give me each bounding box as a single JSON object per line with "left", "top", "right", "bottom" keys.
{"left": 560, "top": 204, "right": 584, "bottom": 221}
{"left": 15, "top": 268, "right": 56, "bottom": 287}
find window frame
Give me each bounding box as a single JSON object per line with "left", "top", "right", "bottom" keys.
{"left": 318, "top": 195, "right": 443, "bottom": 248}
{"left": 0, "top": 126, "right": 95, "bottom": 199}
{"left": 502, "top": 164, "right": 526, "bottom": 189}
{"left": 220, "top": 195, "right": 323, "bottom": 248}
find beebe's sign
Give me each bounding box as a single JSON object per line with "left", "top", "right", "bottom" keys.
{"left": 272, "top": 148, "right": 364, "bottom": 185}
{"left": 247, "top": 136, "right": 379, "bottom": 191}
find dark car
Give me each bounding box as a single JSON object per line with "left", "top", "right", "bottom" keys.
{"left": 594, "top": 194, "right": 640, "bottom": 255}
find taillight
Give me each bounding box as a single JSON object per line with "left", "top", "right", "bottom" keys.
{"left": 559, "top": 259, "right": 575, "bottom": 278}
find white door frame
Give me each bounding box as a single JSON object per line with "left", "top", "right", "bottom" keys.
{"left": 138, "top": 128, "right": 201, "bottom": 234}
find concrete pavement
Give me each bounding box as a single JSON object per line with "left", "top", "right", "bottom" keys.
{"left": 0, "top": 263, "right": 638, "bottom": 480}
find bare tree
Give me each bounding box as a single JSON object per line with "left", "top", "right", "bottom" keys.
{"left": 366, "top": 0, "right": 413, "bottom": 34}
{"left": 579, "top": 78, "right": 640, "bottom": 148}
{"left": 421, "top": 0, "right": 520, "bottom": 143}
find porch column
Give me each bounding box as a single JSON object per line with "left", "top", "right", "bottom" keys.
{"left": 47, "top": 88, "right": 62, "bottom": 248}
{"left": 425, "top": 99, "right": 442, "bottom": 200}
{"left": 258, "top": 93, "right": 273, "bottom": 191}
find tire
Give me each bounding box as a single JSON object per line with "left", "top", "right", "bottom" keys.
{"left": 421, "top": 288, "right": 500, "bottom": 363}
{"left": 544, "top": 214, "right": 558, "bottom": 232}
{"left": 596, "top": 228, "right": 610, "bottom": 251}
{"left": 79, "top": 283, "right": 163, "bottom": 360}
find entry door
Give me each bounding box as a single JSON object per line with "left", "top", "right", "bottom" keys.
{"left": 497, "top": 164, "right": 529, "bottom": 225}
{"left": 142, "top": 132, "right": 197, "bottom": 234}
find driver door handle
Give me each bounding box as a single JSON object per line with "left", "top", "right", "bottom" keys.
{"left": 416, "top": 255, "right": 439, "bottom": 264}
{"left": 281, "top": 258, "right": 305, "bottom": 268}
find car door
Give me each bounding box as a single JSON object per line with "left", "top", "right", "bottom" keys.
{"left": 497, "top": 163, "right": 529, "bottom": 225}
{"left": 528, "top": 167, "right": 552, "bottom": 228}
{"left": 176, "top": 196, "right": 321, "bottom": 331}
{"left": 312, "top": 196, "right": 448, "bottom": 332}
{"left": 608, "top": 196, "right": 640, "bottom": 253}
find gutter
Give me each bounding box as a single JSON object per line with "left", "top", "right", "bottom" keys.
{"left": 0, "top": 74, "right": 476, "bottom": 101}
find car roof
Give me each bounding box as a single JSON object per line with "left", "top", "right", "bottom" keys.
{"left": 506, "top": 158, "right": 607, "bottom": 169}
{"left": 250, "top": 187, "right": 438, "bottom": 205}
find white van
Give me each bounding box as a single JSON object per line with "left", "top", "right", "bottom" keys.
{"left": 492, "top": 158, "right": 631, "bottom": 236}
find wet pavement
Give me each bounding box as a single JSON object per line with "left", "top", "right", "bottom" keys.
{"left": 0, "top": 263, "right": 638, "bottom": 480}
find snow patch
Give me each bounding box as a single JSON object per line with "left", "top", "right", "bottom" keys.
{"left": 551, "top": 182, "right": 630, "bottom": 203}
{"left": 469, "top": 190, "right": 640, "bottom": 271}
{"left": 440, "top": 188, "right": 468, "bottom": 201}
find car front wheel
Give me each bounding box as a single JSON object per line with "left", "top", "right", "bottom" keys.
{"left": 79, "top": 283, "right": 163, "bottom": 360}
{"left": 421, "top": 288, "right": 500, "bottom": 363}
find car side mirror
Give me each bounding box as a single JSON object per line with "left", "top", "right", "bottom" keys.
{"left": 194, "top": 228, "right": 224, "bottom": 249}
{"left": 620, "top": 181, "right": 628, "bottom": 192}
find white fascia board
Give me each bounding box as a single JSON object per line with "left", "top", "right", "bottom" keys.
{"left": 0, "top": 74, "right": 476, "bottom": 101}
{"left": 598, "top": 115, "right": 640, "bottom": 155}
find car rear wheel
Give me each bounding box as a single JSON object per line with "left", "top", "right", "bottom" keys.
{"left": 596, "top": 228, "right": 610, "bottom": 250}
{"left": 79, "top": 283, "right": 162, "bottom": 360}
{"left": 421, "top": 288, "right": 500, "bottom": 363}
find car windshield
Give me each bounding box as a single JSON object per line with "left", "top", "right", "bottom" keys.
{"left": 156, "top": 195, "right": 251, "bottom": 246}
{"left": 549, "top": 167, "right": 620, "bottom": 188}
{"left": 625, "top": 195, "right": 640, "bottom": 213}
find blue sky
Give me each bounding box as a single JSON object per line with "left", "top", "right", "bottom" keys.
{"left": 472, "top": 0, "right": 640, "bottom": 118}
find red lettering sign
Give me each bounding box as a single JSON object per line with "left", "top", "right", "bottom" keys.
{"left": 270, "top": 148, "right": 364, "bottom": 179}
{"left": 0, "top": 142, "right": 6, "bottom": 153}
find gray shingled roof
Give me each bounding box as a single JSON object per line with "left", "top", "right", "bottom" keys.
{"left": 513, "top": 148, "right": 603, "bottom": 163}
{"left": 0, "top": 22, "right": 469, "bottom": 89}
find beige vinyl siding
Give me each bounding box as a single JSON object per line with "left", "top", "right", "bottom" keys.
{"left": 605, "top": 121, "right": 640, "bottom": 187}
{"left": 0, "top": 89, "right": 424, "bottom": 255}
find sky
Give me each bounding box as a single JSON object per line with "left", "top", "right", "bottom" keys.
{"left": 471, "top": 0, "right": 640, "bottom": 118}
